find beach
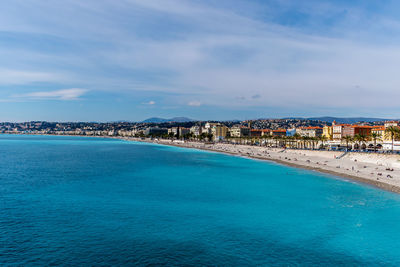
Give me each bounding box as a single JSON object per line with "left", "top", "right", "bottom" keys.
{"left": 128, "top": 138, "right": 400, "bottom": 194}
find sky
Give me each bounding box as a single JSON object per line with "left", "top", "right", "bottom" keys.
{"left": 1, "top": 0, "right": 400, "bottom": 122}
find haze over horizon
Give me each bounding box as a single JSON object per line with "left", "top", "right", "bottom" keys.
{"left": 1, "top": 0, "right": 400, "bottom": 121}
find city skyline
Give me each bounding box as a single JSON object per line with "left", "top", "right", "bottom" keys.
{"left": 2, "top": 0, "right": 400, "bottom": 121}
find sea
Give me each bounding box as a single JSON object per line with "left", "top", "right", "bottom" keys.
{"left": 1, "top": 134, "right": 400, "bottom": 266}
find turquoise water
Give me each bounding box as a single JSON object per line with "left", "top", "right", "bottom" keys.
{"left": 1, "top": 135, "right": 400, "bottom": 266}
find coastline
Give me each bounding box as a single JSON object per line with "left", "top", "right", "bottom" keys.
{"left": 3, "top": 133, "right": 400, "bottom": 194}
{"left": 127, "top": 138, "right": 400, "bottom": 194}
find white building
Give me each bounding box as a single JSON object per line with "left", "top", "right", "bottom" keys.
{"left": 190, "top": 126, "right": 202, "bottom": 136}
{"left": 383, "top": 141, "right": 400, "bottom": 151}
{"left": 229, "top": 126, "right": 250, "bottom": 138}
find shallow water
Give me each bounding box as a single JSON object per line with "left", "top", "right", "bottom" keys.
{"left": 1, "top": 135, "right": 400, "bottom": 266}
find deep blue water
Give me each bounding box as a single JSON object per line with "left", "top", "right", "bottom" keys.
{"left": 1, "top": 135, "right": 400, "bottom": 266}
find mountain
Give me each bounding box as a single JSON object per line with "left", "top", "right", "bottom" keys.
{"left": 169, "top": 117, "right": 194, "bottom": 122}
{"left": 307, "top": 117, "right": 391, "bottom": 124}
{"left": 141, "top": 117, "right": 194, "bottom": 123}
{"left": 141, "top": 117, "right": 169, "bottom": 123}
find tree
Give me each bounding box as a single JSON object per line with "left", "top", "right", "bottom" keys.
{"left": 342, "top": 135, "right": 353, "bottom": 151}
{"left": 319, "top": 135, "right": 328, "bottom": 149}
{"left": 354, "top": 134, "right": 367, "bottom": 151}
{"left": 286, "top": 135, "right": 294, "bottom": 149}
{"left": 273, "top": 135, "right": 280, "bottom": 148}
{"left": 307, "top": 136, "right": 314, "bottom": 149}
{"left": 369, "top": 132, "right": 381, "bottom": 152}
{"left": 293, "top": 133, "right": 301, "bottom": 149}
{"left": 207, "top": 133, "right": 214, "bottom": 142}
{"left": 281, "top": 136, "right": 287, "bottom": 148}
{"left": 183, "top": 132, "right": 193, "bottom": 140}
{"left": 385, "top": 126, "right": 400, "bottom": 152}
{"left": 264, "top": 134, "right": 272, "bottom": 147}
{"left": 312, "top": 137, "right": 319, "bottom": 149}
{"left": 199, "top": 132, "right": 207, "bottom": 141}
{"left": 301, "top": 136, "right": 309, "bottom": 149}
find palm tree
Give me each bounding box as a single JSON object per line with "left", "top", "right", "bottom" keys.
{"left": 385, "top": 126, "right": 400, "bottom": 152}
{"left": 302, "top": 136, "right": 310, "bottom": 149}
{"left": 286, "top": 135, "right": 295, "bottom": 149}
{"left": 282, "top": 136, "right": 289, "bottom": 148}
{"left": 273, "top": 135, "right": 280, "bottom": 148}
{"left": 184, "top": 132, "right": 194, "bottom": 141}
{"left": 310, "top": 137, "right": 317, "bottom": 149}
{"left": 354, "top": 134, "right": 367, "bottom": 151}
{"left": 369, "top": 132, "right": 381, "bottom": 152}
{"left": 261, "top": 134, "right": 267, "bottom": 146}
{"left": 293, "top": 133, "right": 301, "bottom": 149}
{"left": 319, "top": 135, "right": 328, "bottom": 150}
{"left": 207, "top": 133, "right": 213, "bottom": 142}
{"left": 342, "top": 135, "right": 353, "bottom": 151}
{"left": 199, "top": 132, "right": 205, "bottom": 141}
{"left": 262, "top": 134, "right": 269, "bottom": 147}
{"left": 267, "top": 135, "right": 274, "bottom": 147}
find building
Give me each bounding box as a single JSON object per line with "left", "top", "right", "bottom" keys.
{"left": 250, "top": 129, "right": 262, "bottom": 137}
{"left": 145, "top": 127, "right": 168, "bottom": 136}
{"left": 384, "top": 121, "right": 399, "bottom": 128}
{"left": 117, "top": 130, "right": 134, "bottom": 137}
{"left": 373, "top": 123, "right": 400, "bottom": 142}
{"left": 167, "top": 127, "right": 190, "bottom": 138}
{"left": 342, "top": 125, "right": 372, "bottom": 138}
{"left": 322, "top": 126, "right": 333, "bottom": 140}
{"left": 179, "top": 127, "right": 190, "bottom": 137}
{"left": 202, "top": 122, "right": 229, "bottom": 141}
{"left": 168, "top": 127, "right": 179, "bottom": 136}
{"left": 229, "top": 126, "right": 250, "bottom": 138}
{"left": 354, "top": 125, "right": 373, "bottom": 136}
{"left": 190, "top": 126, "right": 202, "bottom": 136}
{"left": 332, "top": 121, "right": 349, "bottom": 141}
{"left": 261, "top": 129, "right": 272, "bottom": 136}
{"left": 204, "top": 122, "right": 219, "bottom": 130}
{"left": 286, "top": 128, "right": 296, "bottom": 137}
{"left": 383, "top": 141, "right": 400, "bottom": 151}
{"left": 384, "top": 121, "right": 400, "bottom": 142}
{"left": 296, "top": 127, "right": 323, "bottom": 138}
{"left": 248, "top": 129, "right": 276, "bottom": 137}
{"left": 213, "top": 125, "right": 228, "bottom": 141}
{"left": 271, "top": 129, "right": 286, "bottom": 137}
{"left": 201, "top": 126, "right": 211, "bottom": 135}
{"left": 202, "top": 122, "right": 220, "bottom": 136}
{"left": 372, "top": 126, "right": 386, "bottom": 141}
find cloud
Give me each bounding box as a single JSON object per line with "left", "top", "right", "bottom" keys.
{"left": 188, "top": 101, "right": 201, "bottom": 106}
{"left": 143, "top": 100, "right": 156, "bottom": 105}
{"left": 13, "top": 88, "right": 88, "bottom": 101}
{"left": 2, "top": 0, "right": 400, "bottom": 118}
{"left": 0, "top": 69, "right": 64, "bottom": 85}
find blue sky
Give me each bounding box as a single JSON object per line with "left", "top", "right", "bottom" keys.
{"left": 1, "top": 0, "right": 400, "bottom": 122}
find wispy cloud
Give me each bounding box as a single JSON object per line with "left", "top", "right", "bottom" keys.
{"left": 0, "top": 69, "right": 64, "bottom": 85}
{"left": 188, "top": 101, "right": 201, "bottom": 107}
{"left": 142, "top": 100, "right": 156, "bottom": 105}
{"left": 2, "top": 0, "right": 400, "bottom": 119}
{"left": 13, "top": 88, "right": 88, "bottom": 101}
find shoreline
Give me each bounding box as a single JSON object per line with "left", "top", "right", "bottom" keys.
{"left": 3, "top": 133, "right": 400, "bottom": 194}
{"left": 129, "top": 138, "right": 400, "bottom": 194}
